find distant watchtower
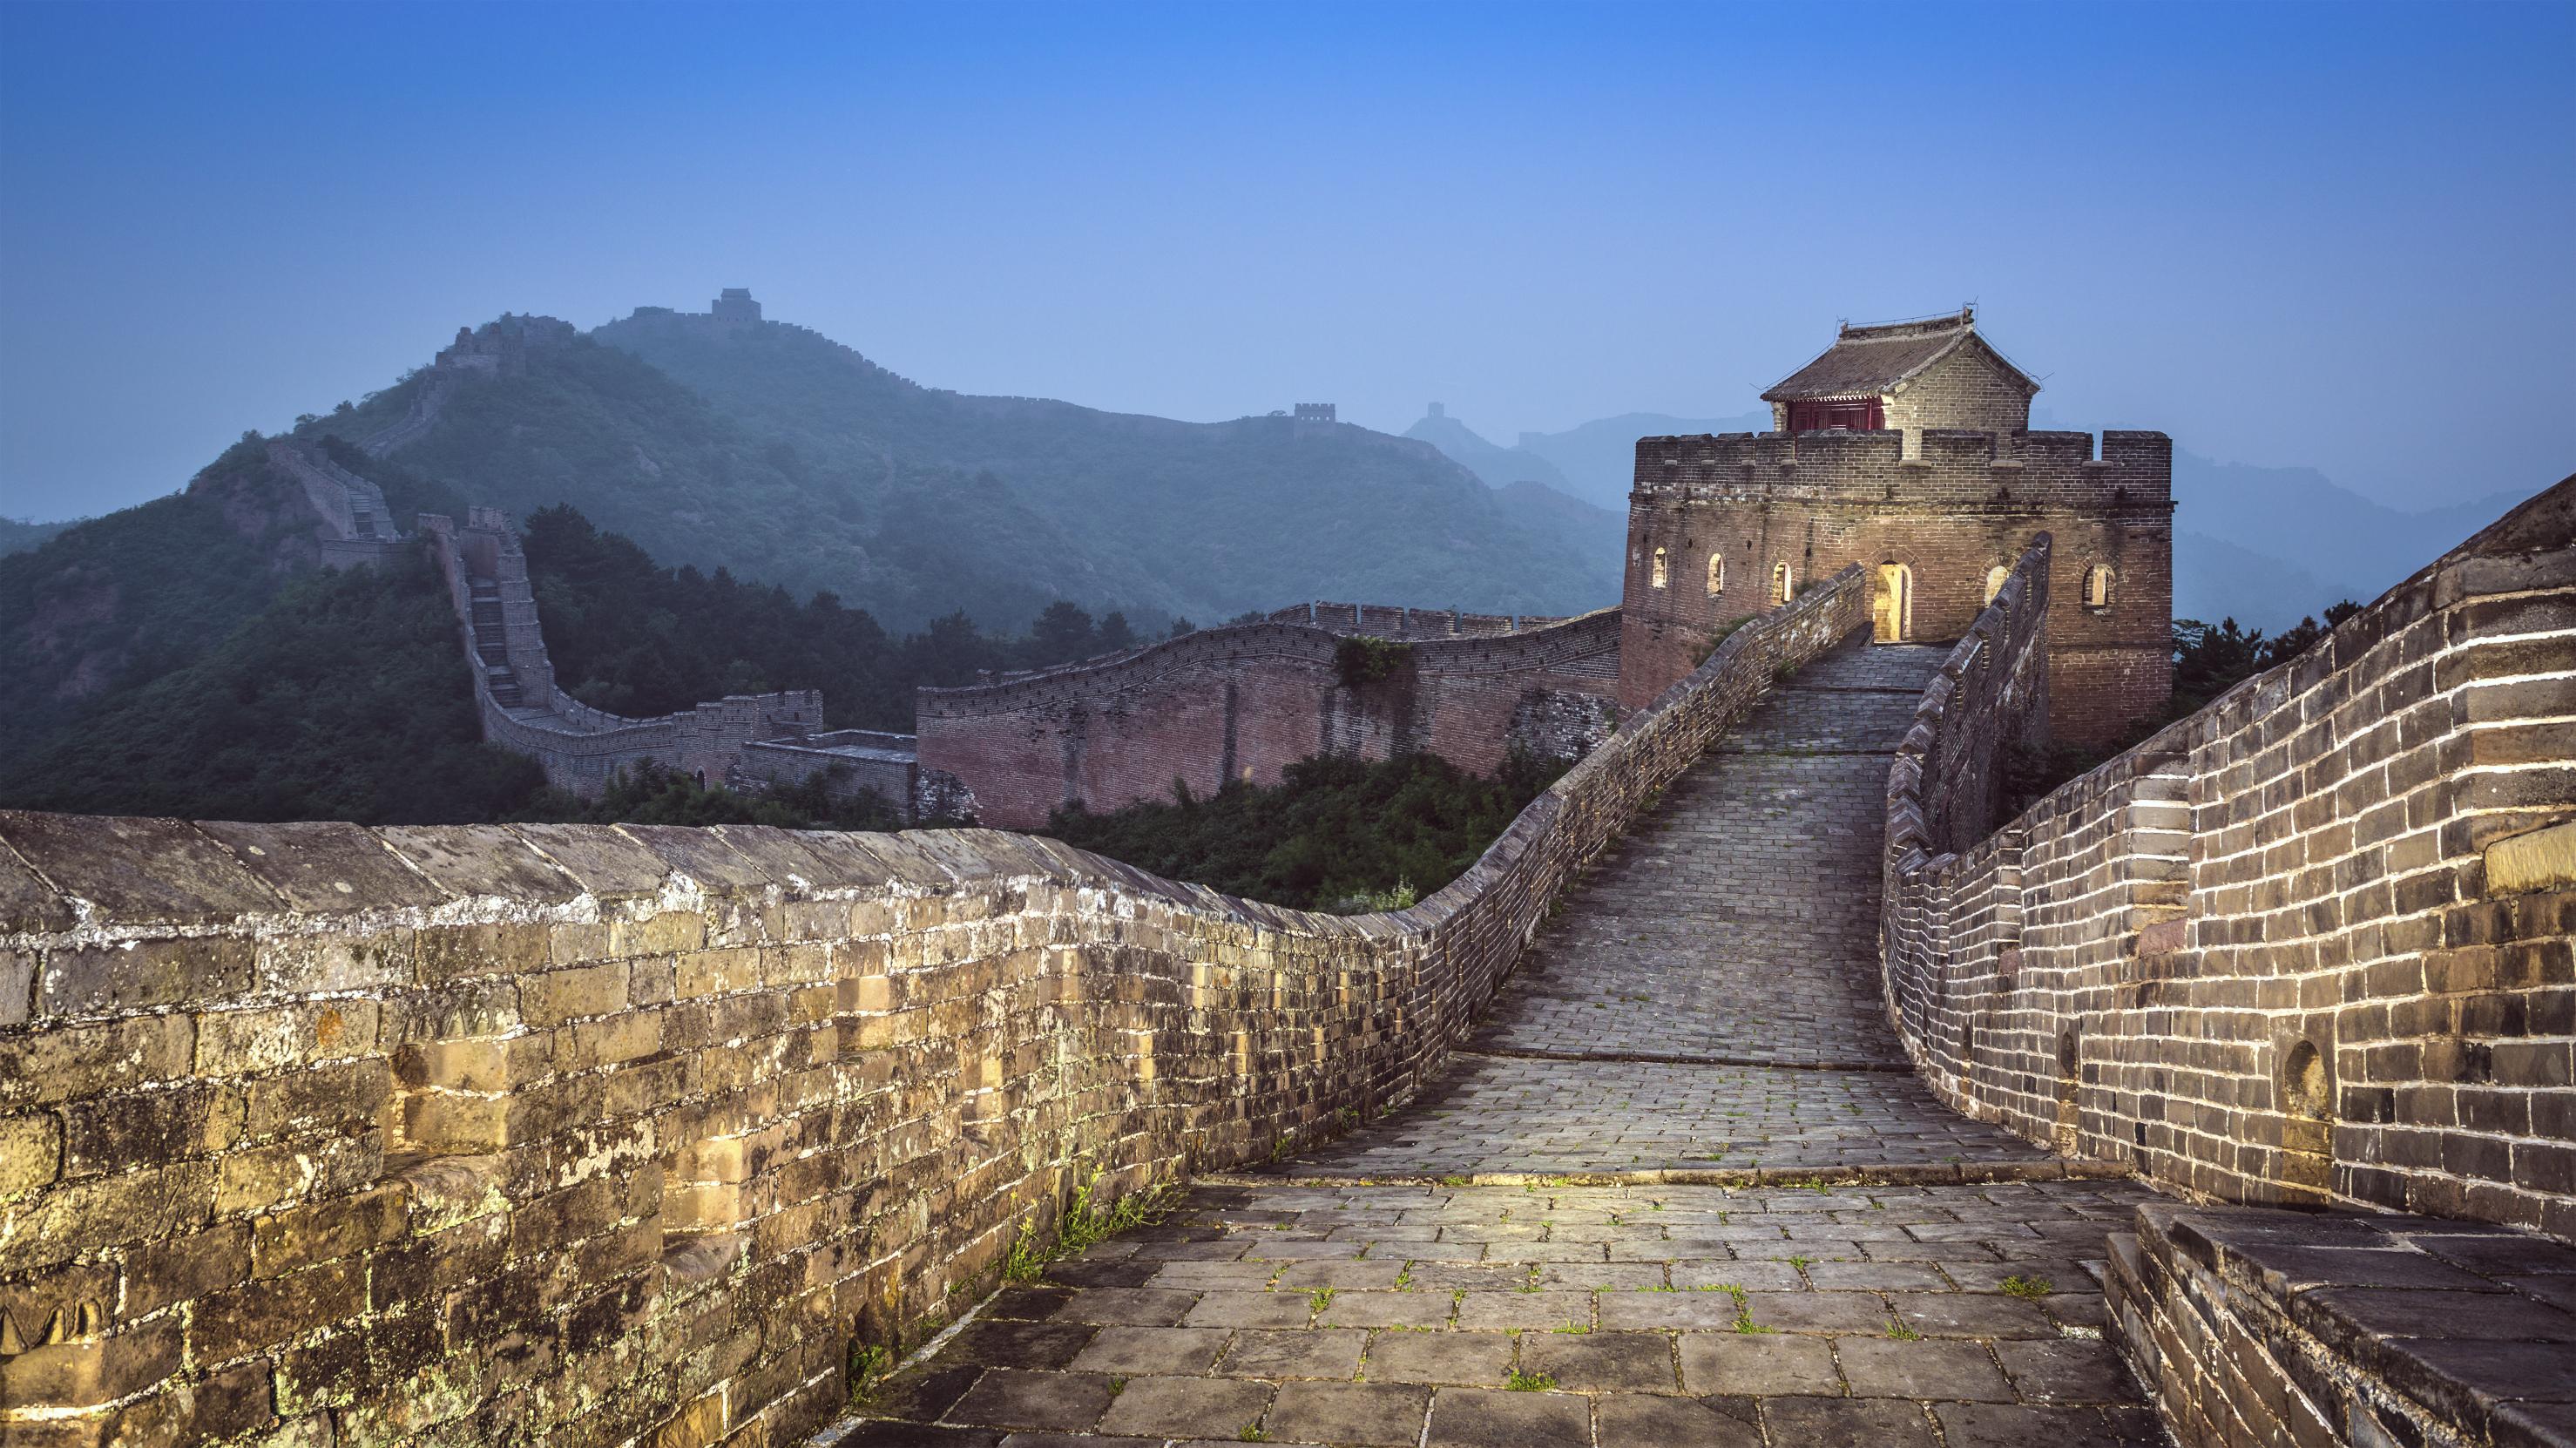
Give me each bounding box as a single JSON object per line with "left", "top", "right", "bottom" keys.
{"left": 1294, "top": 403, "right": 1337, "bottom": 424}
{"left": 712, "top": 288, "right": 762, "bottom": 327}
{"left": 1761, "top": 306, "right": 2037, "bottom": 458}
{"left": 1619, "top": 308, "right": 2174, "bottom": 747}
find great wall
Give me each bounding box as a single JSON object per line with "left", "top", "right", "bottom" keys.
{"left": 2, "top": 301, "right": 2567, "bottom": 1448}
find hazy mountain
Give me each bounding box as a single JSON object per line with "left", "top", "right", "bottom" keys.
{"left": 1511, "top": 410, "right": 1776, "bottom": 510}
{"left": 572, "top": 308, "right": 1620, "bottom": 627}
{"left": 0, "top": 518, "right": 77, "bottom": 558}
{"left": 2169, "top": 453, "right": 2552, "bottom": 626}
{"left": 1402, "top": 405, "right": 1573, "bottom": 491}
{"left": 1405, "top": 404, "right": 1775, "bottom": 512}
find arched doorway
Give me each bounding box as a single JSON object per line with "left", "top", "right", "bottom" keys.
{"left": 1874, "top": 563, "right": 1913, "bottom": 642}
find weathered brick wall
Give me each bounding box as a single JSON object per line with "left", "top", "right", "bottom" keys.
{"left": 1619, "top": 428, "right": 2173, "bottom": 747}
{"left": 1879, "top": 342, "right": 2036, "bottom": 454}
{"left": 1882, "top": 477, "right": 2576, "bottom": 1240}
{"left": 915, "top": 609, "right": 1624, "bottom": 829}
{"left": 0, "top": 570, "right": 1866, "bottom": 1447}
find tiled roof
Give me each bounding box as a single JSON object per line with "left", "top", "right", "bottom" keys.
{"left": 1761, "top": 308, "right": 2039, "bottom": 403}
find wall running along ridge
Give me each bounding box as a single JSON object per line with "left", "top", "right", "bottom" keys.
{"left": 1880, "top": 476, "right": 2576, "bottom": 1241}
{"left": 914, "top": 608, "right": 1624, "bottom": 830}
{"left": 417, "top": 510, "right": 860, "bottom": 806}
{"left": 0, "top": 568, "right": 1867, "bottom": 1448}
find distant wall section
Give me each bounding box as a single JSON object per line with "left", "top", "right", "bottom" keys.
{"left": 916, "top": 608, "right": 1623, "bottom": 829}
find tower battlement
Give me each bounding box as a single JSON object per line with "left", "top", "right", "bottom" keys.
{"left": 1621, "top": 315, "right": 2174, "bottom": 746}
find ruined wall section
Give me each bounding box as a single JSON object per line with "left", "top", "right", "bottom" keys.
{"left": 1620, "top": 428, "right": 2172, "bottom": 747}
{"left": 1881, "top": 477, "right": 2576, "bottom": 1241}
{"left": 916, "top": 609, "right": 1624, "bottom": 829}
{"left": 0, "top": 568, "right": 1869, "bottom": 1448}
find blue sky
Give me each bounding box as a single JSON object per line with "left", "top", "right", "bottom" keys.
{"left": 3, "top": 0, "right": 2569, "bottom": 523}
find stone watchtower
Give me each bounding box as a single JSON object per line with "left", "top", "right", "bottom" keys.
{"left": 712, "top": 288, "right": 762, "bottom": 326}
{"left": 1617, "top": 308, "right": 2174, "bottom": 747}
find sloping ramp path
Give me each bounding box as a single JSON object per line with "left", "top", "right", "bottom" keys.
{"left": 837, "top": 639, "right": 2160, "bottom": 1447}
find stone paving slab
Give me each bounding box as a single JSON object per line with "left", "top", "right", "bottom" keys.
{"left": 842, "top": 1181, "right": 2162, "bottom": 1446}
{"left": 1265, "top": 1052, "right": 2059, "bottom": 1179}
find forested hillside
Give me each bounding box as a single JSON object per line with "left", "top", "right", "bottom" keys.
{"left": 0, "top": 518, "right": 75, "bottom": 557}
{"left": 0, "top": 497, "right": 1155, "bottom": 824}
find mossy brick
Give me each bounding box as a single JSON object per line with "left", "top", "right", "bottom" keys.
{"left": 212, "top": 1131, "right": 381, "bottom": 1216}
{"left": 381, "top": 978, "right": 522, "bottom": 1045}
{"left": 521, "top": 963, "right": 632, "bottom": 1026}
{"left": 416, "top": 922, "right": 551, "bottom": 984}
{"left": 562, "top": 1012, "right": 665, "bottom": 1071}
{"left": 676, "top": 947, "right": 761, "bottom": 999}
{"left": 61, "top": 1081, "right": 237, "bottom": 1175}
{"left": 0, "top": 812, "right": 283, "bottom": 925}
{"left": 41, "top": 936, "right": 256, "bottom": 1017}
{"left": 257, "top": 931, "right": 416, "bottom": 995}
{"left": 374, "top": 824, "right": 582, "bottom": 903}
{"left": 118, "top": 1221, "right": 253, "bottom": 1317}
{"left": 0, "top": 1111, "right": 62, "bottom": 1200}
{"left": 196, "top": 820, "right": 450, "bottom": 912}
{"left": 250, "top": 1185, "right": 410, "bottom": 1279}
{"left": 189, "top": 1255, "right": 367, "bottom": 1363}
{"left": 781, "top": 900, "right": 853, "bottom": 940}
{"left": 647, "top": 1391, "right": 727, "bottom": 1448}
{"left": 603, "top": 1054, "right": 694, "bottom": 1118}
{"left": 395, "top": 1038, "right": 524, "bottom": 1093}
{"left": 196, "top": 998, "right": 382, "bottom": 1076}
{"left": 245, "top": 1059, "right": 392, "bottom": 1140}
{"left": 0, "top": 1160, "right": 214, "bottom": 1274}
{"left": 402, "top": 1093, "right": 509, "bottom": 1154}
{"left": 612, "top": 910, "right": 708, "bottom": 959}
{"left": 549, "top": 920, "right": 616, "bottom": 965}
{"left": 0, "top": 1015, "right": 194, "bottom": 1106}
{"left": 500, "top": 1072, "right": 606, "bottom": 1144}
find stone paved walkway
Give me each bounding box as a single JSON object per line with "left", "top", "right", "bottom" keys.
{"left": 1269, "top": 1055, "right": 2058, "bottom": 1181}
{"left": 840, "top": 638, "right": 2159, "bottom": 1446}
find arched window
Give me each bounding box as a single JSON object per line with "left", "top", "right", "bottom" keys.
{"left": 1984, "top": 565, "right": 2011, "bottom": 605}
{"left": 2084, "top": 565, "right": 2114, "bottom": 609}
{"left": 1650, "top": 547, "right": 1669, "bottom": 589}
{"left": 1706, "top": 553, "right": 1725, "bottom": 596}
{"left": 1771, "top": 562, "right": 1795, "bottom": 606}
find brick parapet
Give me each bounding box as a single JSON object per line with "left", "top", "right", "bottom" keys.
{"left": 0, "top": 568, "right": 1867, "bottom": 1446}
{"left": 1880, "top": 475, "right": 2576, "bottom": 1240}
{"left": 916, "top": 609, "right": 1625, "bottom": 828}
